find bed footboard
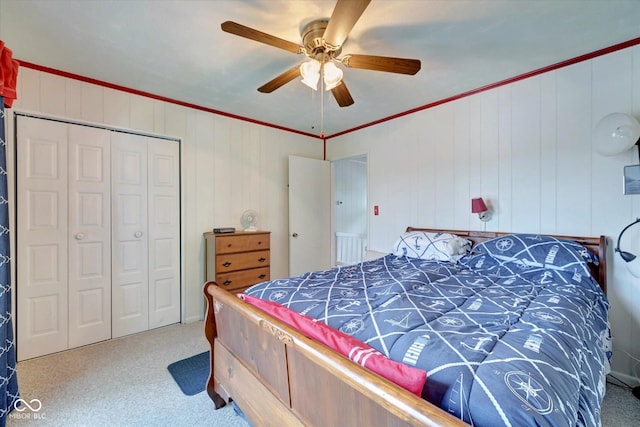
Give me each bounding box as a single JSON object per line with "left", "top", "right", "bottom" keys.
{"left": 203, "top": 281, "right": 467, "bottom": 427}
{"left": 202, "top": 285, "right": 227, "bottom": 410}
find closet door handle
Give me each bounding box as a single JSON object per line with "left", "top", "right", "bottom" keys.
{"left": 75, "top": 233, "right": 85, "bottom": 240}
{"left": 134, "top": 231, "right": 143, "bottom": 238}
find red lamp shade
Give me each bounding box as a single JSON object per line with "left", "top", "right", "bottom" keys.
{"left": 471, "top": 198, "right": 488, "bottom": 213}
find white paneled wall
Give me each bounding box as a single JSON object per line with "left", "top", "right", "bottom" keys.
{"left": 327, "top": 45, "right": 640, "bottom": 383}
{"left": 8, "top": 67, "right": 322, "bottom": 324}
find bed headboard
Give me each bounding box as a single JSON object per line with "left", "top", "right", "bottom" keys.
{"left": 406, "top": 227, "right": 608, "bottom": 294}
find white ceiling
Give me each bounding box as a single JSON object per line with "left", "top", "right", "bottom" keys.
{"left": 2, "top": 0, "right": 640, "bottom": 137}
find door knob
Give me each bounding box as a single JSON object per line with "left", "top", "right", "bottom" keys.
{"left": 75, "top": 233, "right": 85, "bottom": 240}
{"left": 292, "top": 232, "right": 298, "bottom": 237}
{"left": 134, "top": 231, "right": 143, "bottom": 238}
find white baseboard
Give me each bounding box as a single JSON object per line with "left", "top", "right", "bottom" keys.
{"left": 609, "top": 370, "right": 640, "bottom": 387}
{"left": 183, "top": 314, "right": 203, "bottom": 324}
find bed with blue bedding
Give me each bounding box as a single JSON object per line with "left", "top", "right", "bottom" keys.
{"left": 242, "top": 230, "right": 610, "bottom": 426}
{"left": 204, "top": 228, "right": 610, "bottom": 426}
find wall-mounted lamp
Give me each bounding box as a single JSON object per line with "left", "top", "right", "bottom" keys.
{"left": 593, "top": 113, "right": 640, "bottom": 160}
{"left": 616, "top": 217, "right": 640, "bottom": 278}
{"left": 471, "top": 197, "right": 491, "bottom": 222}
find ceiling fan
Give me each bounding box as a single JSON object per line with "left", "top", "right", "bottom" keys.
{"left": 221, "top": 0, "right": 421, "bottom": 107}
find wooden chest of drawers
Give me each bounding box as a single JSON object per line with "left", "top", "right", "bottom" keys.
{"left": 204, "top": 231, "right": 271, "bottom": 294}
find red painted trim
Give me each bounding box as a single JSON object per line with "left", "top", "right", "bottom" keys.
{"left": 17, "top": 60, "right": 322, "bottom": 140}
{"left": 323, "top": 137, "right": 327, "bottom": 160}
{"left": 325, "top": 37, "right": 640, "bottom": 139}
{"left": 17, "top": 36, "right": 640, "bottom": 142}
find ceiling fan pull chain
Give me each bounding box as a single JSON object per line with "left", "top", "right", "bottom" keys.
{"left": 321, "top": 65, "right": 325, "bottom": 137}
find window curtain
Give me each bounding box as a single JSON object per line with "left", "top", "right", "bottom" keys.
{"left": 0, "top": 40, "right": 19, "bottom": 426}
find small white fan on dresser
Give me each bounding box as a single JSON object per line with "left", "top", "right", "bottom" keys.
{"left": 240, "top": 209, "right": 258, "bottom": 232}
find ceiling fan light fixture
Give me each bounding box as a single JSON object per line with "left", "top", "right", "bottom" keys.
{"left": 300, "top": 59, "right": 321, "bottom": 90}
{"left": 323, "top": 61, "right": 343, "bottom": 91}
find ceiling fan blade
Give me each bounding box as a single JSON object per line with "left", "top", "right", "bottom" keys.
{"left": 258, "top": 66, "right": 301, "bottom": 93}
{"left": 331, "top": 81, "right": 354, "bottom": 107}
{"left": 221, "top": 21, "right": 303, "bottom": 54}
{"left": 342, "top": 54, "right": 421, "bottom": 75}
{"left": 322, "top": 0, "right": 371, "bottom": 50}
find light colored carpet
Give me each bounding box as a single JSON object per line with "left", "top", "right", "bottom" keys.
{"left": 6, "top": 321, "right": 248, "bottom": 427}
{"left": 602, "top": 380, "right": 640, "bottom": 426}
{"left": 6, "top": 320, "right": 639, "bottom": 426}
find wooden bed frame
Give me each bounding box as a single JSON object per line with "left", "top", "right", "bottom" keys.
{"left": 203, "top": 228, "right": 608, "bottom": 426}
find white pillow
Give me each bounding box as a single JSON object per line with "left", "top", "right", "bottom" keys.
{"left": 392, "top": 231, "right": 471, "bottom": 262}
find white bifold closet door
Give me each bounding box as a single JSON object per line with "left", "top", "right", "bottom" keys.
{"left": 16, "top": 116, "right": 180, "bottom": 361}
{"left": 17, "top": 117, "right": 112, "bottom": 360}
{"left": 111, "top": 132, "right": 180, "bottom": 338}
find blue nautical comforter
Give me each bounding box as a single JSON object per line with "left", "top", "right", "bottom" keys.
{"left": 245, "top": 238, "right": 610, "bottom": 427}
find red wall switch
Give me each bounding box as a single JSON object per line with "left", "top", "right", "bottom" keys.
{"left": 374, "top": 205, "right": 379, "bottom": 216}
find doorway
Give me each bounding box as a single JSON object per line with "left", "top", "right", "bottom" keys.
{"left": 332, "top": 155, "right": 367, "bottom": 266}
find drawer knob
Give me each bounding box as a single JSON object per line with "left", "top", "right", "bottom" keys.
{"left": 258, "top": 241, "right": 262, "bottom": 245}
{"left": 223, "top": 262, "right": 232, "bottom": 267}
{"left": 258, "top": 257, "right": 266, "bottom": 263}
{"left": 258, "top": 274, "right": 266, "bottom": 279}
{"left": 222, "top": 280, "right": 232, "bottom": 286}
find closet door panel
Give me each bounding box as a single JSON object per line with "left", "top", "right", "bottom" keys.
{"left": 17, "top": 116, "right": 182, "bottom": 358}
{"left": 111, "top": 132, "right": 149, "bottom": 338}
{"left": 148, "top": 140, "right": 180, "bottom": 328}
{"left": 16, "top": 117, "right": 69, "bottom": 361}
{"left": 68, "top": 125, "right": 111, "bottom": 348}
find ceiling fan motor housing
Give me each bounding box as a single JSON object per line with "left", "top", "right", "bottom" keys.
{"left": 302, "top": 19, "right": 342, "bottom": 60}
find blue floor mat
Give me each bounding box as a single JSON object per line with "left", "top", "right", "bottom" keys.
{"left": 167, "top": 351, "right": 210, "bottom": 396}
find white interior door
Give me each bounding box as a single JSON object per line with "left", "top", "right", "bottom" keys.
{"left": 147, "top": 139, "right": 180, "bottom": 329}
{"left": 16, "top": 117, "right": 69, "bottom": 361}
{"left": 111, "top": 132, "right": 149, "bottom": 338}
{"left": 288, "top": 155, "right": 331, "bottom": 276}
{"left": 67, "top": 125, "right": 112, "bottom": 348}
